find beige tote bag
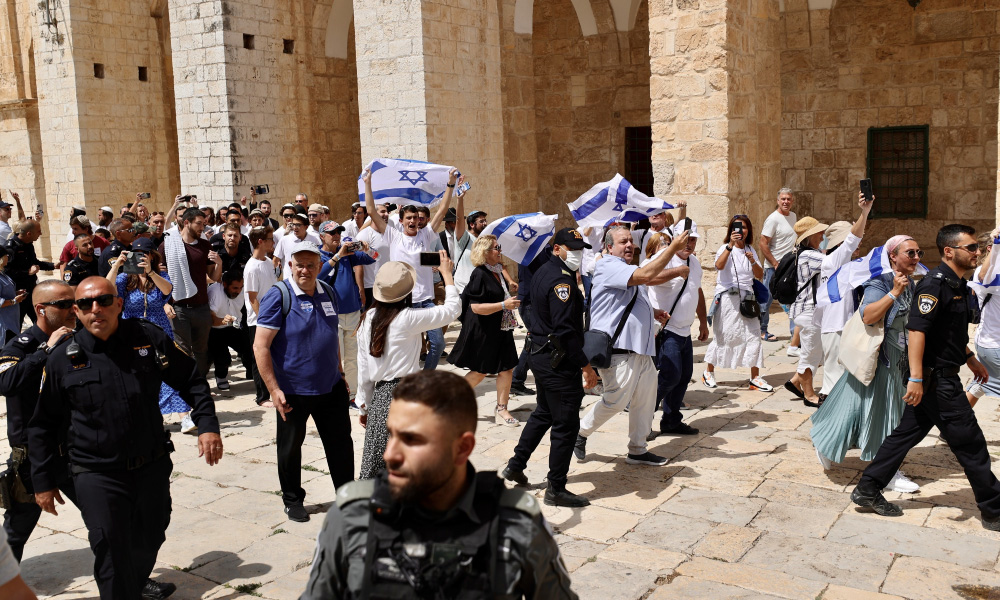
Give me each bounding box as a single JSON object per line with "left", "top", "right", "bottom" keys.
{"left": 837, "top": 308, "right": 884, "bottom": 386}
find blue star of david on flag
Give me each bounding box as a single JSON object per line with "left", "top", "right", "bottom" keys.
{"left": 398, "top": 170, "right": 429, "bottom": 185}
{"left": 612, "top": 197, "right": 628, "bottom": 212}
{"left": 514, "top": 223, "right": 537, "bottom": 242}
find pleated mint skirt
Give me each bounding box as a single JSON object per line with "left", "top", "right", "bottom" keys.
{"left": 810, "top": 340, "right": 907, "bottom": 463}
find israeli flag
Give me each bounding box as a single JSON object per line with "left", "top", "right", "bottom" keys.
{"left": 969, "top": 240, "right": 1000, "bottom": 297}
{"left": 818, "top": 245, "right": 929, "bottom": 305}
{"left": 567, "top": 174, "right": 674, "bottom": 228}
{"left": 358, "top": 158, "right": 456, "bottom": 207}
{"left": 482, "top": 212, "right": 557, "bottom": 266}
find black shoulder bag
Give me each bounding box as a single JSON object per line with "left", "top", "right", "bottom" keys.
{"left": 583, "top": 287, "right": 639, "bottom": 369}
{"left": 733, "top": 250, "right": 760, "bottom": 319}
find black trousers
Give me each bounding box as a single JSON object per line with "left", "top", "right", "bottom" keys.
{"left": 859, "top": 373, "right": 1000, "bottom": 518}
{"left": 511, "top": 302, "right": 533, "bottom": 387}
{"left": 75, "top": 456, "right": 173, "bottom": 600}
{"left": 507, "top": 350, "right": 583, "bottom": 489}
{"left": 276, "top": 379, "right": 354, "bottom": 507}
{"left": 3, "top": 456, "right": 78, "bottom": 562}
{"left": 364, "top": 287, "right": 374, "bottom": 310}
{"left": 247, "top": 326, "right": 270, "bottom": 404}
{"left": 208, "top": 325, "right": 253, "bottom": 380}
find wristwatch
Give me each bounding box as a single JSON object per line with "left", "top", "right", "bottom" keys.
{"left": 37, "top": 343, "right": 52, "bottom": 355}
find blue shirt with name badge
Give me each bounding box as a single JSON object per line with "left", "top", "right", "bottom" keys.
{"left": 590, "top": 255, "right": 656, "bottom": 356}
{"left": 257, "top": 278, "right": 341, "bottom": 395}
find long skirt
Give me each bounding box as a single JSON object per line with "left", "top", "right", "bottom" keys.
{"left": 705, "top": 294, "right": 763, "bottom": 370}
{"left": 359, "top": 378, "right": 401, "bottom": 480}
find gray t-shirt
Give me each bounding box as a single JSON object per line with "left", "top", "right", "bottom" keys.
{"left": 761, "top": 210, "right": 797, "bottom": 266}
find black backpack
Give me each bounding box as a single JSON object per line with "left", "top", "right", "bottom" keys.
{"left": 769, "top": 250, "right": 816, "bottom": 305}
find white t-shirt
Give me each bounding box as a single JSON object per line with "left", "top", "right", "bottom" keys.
{"left": 240, "top": 223, "right": 251, "bottom": 236}
{"left": 818, "top": 232, "right": 862, "bottom": 333}
{"left": 355, "top": 227, "right": 386, "bottom": 289}
{"left": 244, "top": 256, "right": 279, "bottom": 327}
{"left": 274, "top": 231, "right": 321, "bottom": 279}
{"left": 581, "top": 227, "right": 604, "bottom": 276}
{"left": 974, "top": 265, "right": 1000, "bottom": 349}
{"left": 454, "top": 231, "right": 478, "bottom": 293}
{"left": 761, "top": 210, "right": 797, "bottom": 266}
{"left": 714, "top": 244, "right": 759, "bottom": 294}
{"left": 643, "top": 252, "right": 703, "bottom": 337}
{"left": 382, "top": 224, "right": 437, "bottom": 303}
{"left": 208, "top": 282, "right": 246, "bottom": 328}
{"left": 274, "top": 226, "right": 288, "bottom": 240}
{"left": 631, "top": 226, "right": 669, "bottom": 263}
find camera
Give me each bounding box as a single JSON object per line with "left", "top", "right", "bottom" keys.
{"left": 139, "top": 192, "right": 151, "bottom": 199}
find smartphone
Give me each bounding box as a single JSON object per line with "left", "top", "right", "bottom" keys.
{"left": 252, "top": 185, "right": 270, "bottom": 195}
{"left": 455, "top": 181, "right": 471, "bottom": 197}
{"left": 181, "top": 195, "right": 192, "bottom": 202}
{"left": 122, "top": 251, "right": 145, "bottom": 275}
{"left": 683, "top": 217, "right": 692, "bottom": 232}
{"left": 733, "top": 222, "right": 744, "bottom": 234}
{"left": 419, "top": 252, "right": 441, "bottom": 267}
{"left": 140, "top": 192, "right": 151, "bottom": 199}
{"left": 860, "top": 178, "right": 874, "bottom": 203}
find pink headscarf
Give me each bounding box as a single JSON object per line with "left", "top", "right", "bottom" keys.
{"left": 885, "top": 234, "right": 913, "bottom": 256}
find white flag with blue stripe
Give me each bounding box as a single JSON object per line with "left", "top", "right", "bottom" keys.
{"left": 358, "top": 158, "right": 456, "bottom": 207}
{"left": 482, "top": 212, "right": 557, "bottom": 266}
{"left": 817, "top": 245, "right": 928, "bottom": 306}
{"left": 567, "top": 174, "right": 673, "bottom": 228}
{"left": 969, "top": 239, "right": 1000, "bottom": 297}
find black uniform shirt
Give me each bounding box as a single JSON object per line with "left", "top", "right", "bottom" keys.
{"left": 64, "top": 256, "right": 99, "bottom": 286}
{"left": 98, "top": 240, "right": 130, "bottom": 277}
{"left": 28, "top": 318, "right": 220, "bottom": 491}
{"left": 5, "top": 236, "right": 54, "bottom": 290}
{"left": 0, "top": 326, "right": 49, "bottom": 447}
{"left": 529, "top": 254, "right": 587, "bottom": 370}
{"left": 518, "top": 245, "right": 552, "bottom": 303}
{"left": 209, "top": 233, "right": 252, "bottom": 273}
{"left": 907, "top": 263, "right": 972, "bottom": 371}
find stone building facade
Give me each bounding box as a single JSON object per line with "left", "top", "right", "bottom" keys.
{"left": 0, "top": 0, "right": 997, "bottom": 266}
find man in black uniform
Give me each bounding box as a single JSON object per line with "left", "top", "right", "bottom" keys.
{"left": 5, "top": 219, "right": 55, "bottom": 324}
{"left": 301, "top": 370, "right": 577, "bottom": 599}
{"left": 851, "top": 224, "right": 1000, "bottom": 531}
{"left": 0, "top": 281, "right": 76, "bottom": 561}
{"left": 209, "top": 221, "right": 252, "bottom": 273}
{"left": 509, "top": 245, "right": 551, "bottom": 397}
{"left": 28, "top": 276, "right": 225, "bottom": 599}
{"left": 502, "top": 228, "right": 596, "bottom": 507}
{"left": 63, "top": 234, "right": 99, "bottom": 286}
{"left": 98, "top": 218, "right": 135, "bottom": 277}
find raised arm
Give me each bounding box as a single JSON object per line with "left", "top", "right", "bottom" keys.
{"left": 428, "top": 168, "right": 459, "bottom": 232}
{"left": 363, "top": 169, "right": 386, "bottom": 235}
{"left": 630, "top": 232, "right": 689, "bottom": 286}
{"left": 851, "top": 191, "right": 873, "bottom": 239}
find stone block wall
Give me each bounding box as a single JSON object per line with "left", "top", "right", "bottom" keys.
{"left": 781, "top": 0, "right": 1000, "bottom": 258}
{"left": 532, "top": 0, "right": 651, "bottom": 224}
{"left": 500, "top": 0, "right": 539, "bottom": 217}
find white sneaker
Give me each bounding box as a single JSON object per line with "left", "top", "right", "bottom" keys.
{"left": 180, "top": 414, "right": 198, "bottom": 434}
{"left": 786, "top": 346, "right": 800, "bottom": 357}
{"left": 749, "top": 377, "right": 773, "bottom": 392}
{"left": 884, "top": 470, "right": 919, "bottom": 494}
{"left": 702, "top": 371, "right": 717, "bottom": 388}
{"left": 969, "top": 383, "right": 986, "bottom": 399}
{"left": 815, "top": 447, "right": 833, "bottom": 471}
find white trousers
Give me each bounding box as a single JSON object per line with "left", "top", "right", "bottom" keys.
{"left": 819, "top": 331, "right": 844, "bottom": 395}
{"left": 580, "top": 352, "right": 657, "bottom": 455}
{"left": 795, "top": 311, "right": 823, "bottom": 375}
{"left": 338, "top": 310, "right": 360, "bottom": 398}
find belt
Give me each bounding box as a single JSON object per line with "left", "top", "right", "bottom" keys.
{"left": 611, "top": 349, "right": 631, "bottom": 355}
{"left": 71, "top": 447, "right": 167, "bottom": 475}
{"left": 173, "top": 301, "right": 204, "bottom": 309}
{"left": 932, "top": 366, "right": 961, "bottom": 378}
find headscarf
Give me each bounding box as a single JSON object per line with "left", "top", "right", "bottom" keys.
{"left": 885, "top": 234, "right": 913, "bottom": 256}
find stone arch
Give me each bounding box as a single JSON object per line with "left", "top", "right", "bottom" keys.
{"left": 323, "top": 0, "right": 354, "bottom": 59}
{"left": 609, "top": 0, "right": 643, "bottom": 32}
{"left": 513, "top": 0, "right": 598, "bottom": 36}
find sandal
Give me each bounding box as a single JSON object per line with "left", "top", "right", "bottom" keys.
{"left": 495, "top": 404, "right": 520, "bottom": 428}
{"left": 761, "top": 332, "right": 778, "bottom": 342}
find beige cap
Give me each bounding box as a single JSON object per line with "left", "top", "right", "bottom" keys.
{"left": 794, "top": 216, "right": 829, "bottom": 245}
{"left": 824, "top": 221, "right": 852, "bottom": 249}
{"left": 308, "top": 203, "right": 326, "bottom": 214}
{"left": 373, "top": 261, "right": 417, "bottom": 303}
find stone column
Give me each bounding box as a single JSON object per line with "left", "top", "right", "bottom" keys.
{"left": 352, "top": 0, "right": 506, "bottom": 218}
{"left": 649, "top": 0, "right": 781, "bottom": 269}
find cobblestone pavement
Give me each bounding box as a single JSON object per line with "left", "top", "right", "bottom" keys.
{"left": 8, "top": 312, "right": 1000, "bottom": 599}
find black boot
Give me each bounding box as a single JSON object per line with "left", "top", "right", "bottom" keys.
{"left": 544, "top": 486, "right": 590, "bottom": 507}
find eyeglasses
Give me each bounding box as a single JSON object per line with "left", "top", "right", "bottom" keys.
{"left": 493, "top": 245, "right": 502, "bottom": 252}
{"left": 948, "top": 243, "right": 980, "bottom": 253}
{"left": 288, "top": 223, "right": 303, "bottom": 228}
{"left": 75, "top": 294, "right": 115, "bottom": 311}
{"left": 902, "top": 249, "right": 924, "bottom": 259}
{"left": 41, "top": 299, "right": 75, "bottom": 310}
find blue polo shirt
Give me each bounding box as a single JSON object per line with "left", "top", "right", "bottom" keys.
{"left": 318, "top": 249, "right": 376, "bottom": 315}
{"left": 257, "top": 278, "right": 341, "bottom": 395}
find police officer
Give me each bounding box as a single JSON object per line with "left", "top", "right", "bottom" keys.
{"left": 5, "top": 219, "right": 55, "bottom": 324}
{"left": 501, "top": 228, "right": 596, "bottom": 507}
{"left": 63, "top": 233, "right": 99, "bottom": 286}
{"left": 301, "top": 370, "right": 578, "bottom": 599}
{"left": 851, "top": 224, "right": 1000, "bottom": 531}
{"left": 98, "top": 218, "right": 134, "bottom": 277}
{"left": 28, "top": 276, "right": 225, "bottom": 599}
{"left": 0, "top": 281, "right": 76, "bottom": 561}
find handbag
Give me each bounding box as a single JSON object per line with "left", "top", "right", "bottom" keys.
{"left": 731, "top": 252, "right": 761, "bottom": 319}
{"left": 838, "top": 307, "right": 884, "bottom": 386}
{"left": 583, "top": 287, "right": 639, "bottom": 369}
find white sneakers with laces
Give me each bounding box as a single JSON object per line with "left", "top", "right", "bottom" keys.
{"left": 702, "top": 371, "right": 717, "bottom": 388}
{"left": 884, "top": 470, "right": 920, "bottom": 493}
{"left": 749, "top": 377, "right": 773, "bottom": 392}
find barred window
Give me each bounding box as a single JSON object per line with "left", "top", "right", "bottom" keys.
{"left": 866, "top": 125, "right": 929, "bottom": 219}
{"left": 624, "top": 126, "right": 654, "bottom": 197}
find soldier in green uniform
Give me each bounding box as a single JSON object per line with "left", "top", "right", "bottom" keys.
{"left": 300, "top": 370, "right": 578, "bottom": 600}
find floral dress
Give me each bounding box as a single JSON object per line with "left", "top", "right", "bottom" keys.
{"left": 115, "top": 273, "right": 190, "bottom": 415}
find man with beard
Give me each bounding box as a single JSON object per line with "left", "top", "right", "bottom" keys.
{"left": 300, "top": 370, "right": 578, "bottom": 599}
{"left": 454, "top": 209, "right": 487, "bottom": 293}
{"left": 210, "top": 222, "right": 252, "bottom": 274}
{"left": 207, "top": 270, "right": 252, "bottom": 392}
{"left": 63, "top": 234, "right": 100, "bottom": 286}
{"left": 98, "top": 219, "right": 135, "bottom": 277}
{"left": 851, "top": 224, "right": 1000, "bottom": 532}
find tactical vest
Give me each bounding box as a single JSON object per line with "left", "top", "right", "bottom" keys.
{"left": 359, "top": 472, "right": 509, "bottom": 600}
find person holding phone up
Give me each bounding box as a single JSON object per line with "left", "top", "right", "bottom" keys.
{"left": 0, "top": 246, "right": 27, "bottom": 344}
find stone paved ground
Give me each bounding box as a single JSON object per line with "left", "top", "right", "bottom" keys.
{"left": 8, "top": 311, "right": 1000, "bottom": 599}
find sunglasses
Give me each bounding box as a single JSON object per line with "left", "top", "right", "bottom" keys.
{"left": 75, "top": 294, "right": 115, "bottom": 311}
{"left": 282, "top": 213, "right": 294, "bottom": 219}
{"left": 493, "top": 244, "right": 502, "bottom": 252}
{"left": 151, "top": 212, "right": 165, "bottom": 216}
{"left": 289, "top": 223, "right": 303, "bottom": 228}
{"left": 41, "top": 299, "right": 75, "bottom": 310}
{"left": 949, "top": 243, "right": 980, "bottom": 253}
{"left": 902, "top": 249, "right": 924, "bottom": 259}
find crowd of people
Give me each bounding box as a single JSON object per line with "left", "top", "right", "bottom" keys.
{"left": 1, "top": 179, "right": 1000, "bottom": 599}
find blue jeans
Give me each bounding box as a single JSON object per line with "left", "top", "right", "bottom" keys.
{"left": 582, "top": 274, "right": 593, "bottom": 310}
{"left": 415, "top": 299, "right": 445, "bottom": 370}
{"left": 656, "top": 330, "right": 693, "bottom": 430}
{"left": 970, "top": 343, "right": 1000, "bottom": 397}
{"left": 759, "top": 266, "right": 794, "bottom": 336}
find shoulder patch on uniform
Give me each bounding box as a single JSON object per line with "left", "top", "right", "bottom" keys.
{"left": 499, "top": 488, "right": 541, "bottom": 517}
{"left": 554, "top": 283, "right": 570, "bottom": 302}
{"left": 63, "top": 272, "right": 72, "bottom": 282}
{"left": 918, "top": 294, "right": 937, "bottom": 314}
{"left": 0, "top": 359, "right": 18, "bottom": 373}
{"left": 336, "top": 479, "right": 375, "bottom": 508}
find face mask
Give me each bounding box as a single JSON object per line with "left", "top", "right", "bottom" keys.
{"left": 819, "top": 236, "right": 829, "bottom": 251}
{"left": 563, "top": 250, "right": 584, "bottom": 272}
